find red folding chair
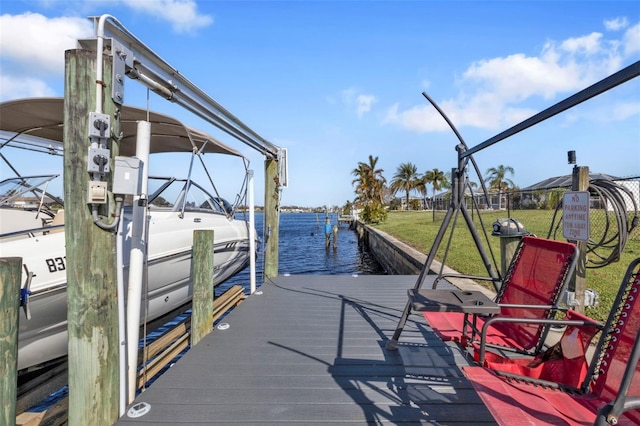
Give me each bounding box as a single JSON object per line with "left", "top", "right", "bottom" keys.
{"left": 423, "top": 236, "right": 578, "bottom": 358}
{"left": 464, "top": 257, "right": 640, "bottom": 425}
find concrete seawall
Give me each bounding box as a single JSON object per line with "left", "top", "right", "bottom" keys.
{"left": 355, "top": 221, "right": 424, "bottom": 275}
{"left": 355, "top": 221, "right": 495, "bottom": 297}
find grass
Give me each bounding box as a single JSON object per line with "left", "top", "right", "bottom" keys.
{"left": 374, "top": 209, "right": 640, "bottom": 323}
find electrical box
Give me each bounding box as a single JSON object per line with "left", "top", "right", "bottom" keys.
{"left": 277, "top": 148, "right": 288, "bottom": 188}
{"left": 87, "top": 147, "right": 111, "bottom": 174}
{"left": 113, "top": 156, "right": 142, "bottom": 195}
{"left": 87, "top": 181, "right": 108, "bottom": 204}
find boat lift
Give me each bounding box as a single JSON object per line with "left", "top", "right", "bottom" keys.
{"left": 74, "top": 14, "right": 287, "bottom": 412}
{"left": 81, "top": 15, "right": 281, "bottom": 159}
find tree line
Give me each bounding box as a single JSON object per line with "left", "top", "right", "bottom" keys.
{"left": 349, "top": 155, "right": 515, "bottom": 223}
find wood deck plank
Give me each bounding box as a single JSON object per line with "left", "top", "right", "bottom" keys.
{"left": 115, "top": 275, "right": 497, "bottom": 425}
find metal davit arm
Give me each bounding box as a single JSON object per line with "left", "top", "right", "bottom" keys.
{"left": 85, "top": 14, "right": 280, "bottom": 160}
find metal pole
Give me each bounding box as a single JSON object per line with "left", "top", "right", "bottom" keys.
{"left": 386, "top": 163, "right": 464, "bottom": 350}
{"left": 248, "top": 170, "right": 256, "bottom": 294}
{"left": 387, "top": 146, "right": 501, "bottom": 349}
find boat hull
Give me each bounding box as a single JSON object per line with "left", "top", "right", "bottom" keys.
{"left": 2, "top": 208, "right": 253, "bottom": 371}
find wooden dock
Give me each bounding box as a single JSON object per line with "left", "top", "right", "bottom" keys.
{"left": 338, "top": 215, "right": 355, "bottom": 225}
{"left": 115, "top": 275, "right": 497, "bottom": 425}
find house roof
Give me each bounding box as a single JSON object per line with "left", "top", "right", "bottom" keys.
{"left": 520, "top": 173, "right": 621, "bottom": 191}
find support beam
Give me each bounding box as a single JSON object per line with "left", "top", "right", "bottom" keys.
{"left": 1, "top": 257, "right": 21, "bottom": 426}
{"left": 64, "top": 49, "right": 119, "bottom": 425}
{"left": 571, "top": 165, "right": 590, "bottom": 313}
{"left": 263, "top": 158, "right": 280, "bottom": 280}
{"left": 191, "top": 230, "right": 215, "bottom": 346}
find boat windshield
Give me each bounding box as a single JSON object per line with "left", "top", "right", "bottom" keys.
{"left": 0, "top": 175, "right": 62, "bottom": 207}
{"left": 147, "top": 177, "right": 232, "bottom": 215}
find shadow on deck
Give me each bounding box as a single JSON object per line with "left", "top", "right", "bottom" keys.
{"left": 115, "top": 274, "right": 497, "bottom": 425}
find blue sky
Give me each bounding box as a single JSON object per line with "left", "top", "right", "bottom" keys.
{"left": 1, "top": 1, "right": 639, "bottom": 208}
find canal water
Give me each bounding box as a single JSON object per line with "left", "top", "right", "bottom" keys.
{"left": 218, "top": 211, "right": 384, "bottom": 295}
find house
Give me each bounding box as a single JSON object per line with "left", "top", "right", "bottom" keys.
{"left": 520, "top": 173, "right": 640, "bottom": 211}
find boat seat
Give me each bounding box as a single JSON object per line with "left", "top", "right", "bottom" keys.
{"left": 48, "top": 209, "right": 64, "bottom": 233}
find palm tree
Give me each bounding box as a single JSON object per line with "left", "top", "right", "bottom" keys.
{"left": 351, "top": 155, "right": 387, "bottom": 222}
{"left": 351, "top": 163, "right": 369, "bottom": 206}
{"left": 389, "top": 162, "right": 420, "bottom": 210}
{"left": 484, "top": 165, "right": 515, "bottom": 209}
{"left": 351, "top": 155, "right": 386, "bottom": 205}
{"left": 423, "top": 168, "right": 448, "bottom": 220}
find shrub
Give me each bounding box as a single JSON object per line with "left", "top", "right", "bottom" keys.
{"left": 361, "top": 202, "right": 388, "bottom": 223}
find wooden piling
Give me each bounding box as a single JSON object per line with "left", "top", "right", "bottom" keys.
{"left": 64, "top": 49, "right": 120, "bottom": 424}
{"left": 1, "top": 257, "right": 21, "bottom": 426}
{"left": 571, "top": 165, "right": 589, "bottom": 313}
{"left": 263, "top": 158, "right": 280, "bottom": 280}
{"left": 191, "top": 230, "right": 214, "bottom": 346}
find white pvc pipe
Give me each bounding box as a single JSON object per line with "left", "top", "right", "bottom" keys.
{"left": 116, "top": 205, "right": 126, "bottom": 415}
{"left": 248, "top": 170, "right": 256, "bottom": 294}
{"left": 126, "top": 121, "right": 151, "bottom": 403}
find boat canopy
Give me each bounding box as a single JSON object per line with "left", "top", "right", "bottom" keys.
{"left": 0, "top": 97, "right": 245, "bottom": 158}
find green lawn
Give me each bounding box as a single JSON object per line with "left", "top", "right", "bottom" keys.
{"left": 373, "top": 210, "right": 640, "bottom": 322}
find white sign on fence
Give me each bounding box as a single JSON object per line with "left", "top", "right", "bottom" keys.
{"left": 563, "top": 191, "right": 590, "bottom": 241}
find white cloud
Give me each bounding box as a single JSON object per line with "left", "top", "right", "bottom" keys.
{"left": 0, "top": 13, "right": 93, "bottom": 76}
{"left": 121, "top": 0, "right": 213, "bottom": 33}
{"left": 0, "top": 5, "right": 213, "bottom": 101}
{"left": 335, "top": 88, "right": 377, "bottom": 118}
{"left": 382, "top": 103, "right": 451, "bottom": 132}
{"left": 605, "top": 17, "right": 629, "bottom": 31}
{"left": 463, "top": 53, "right": 582, "bottom": 101}
{"left": 559, "top": 32, "right": 604, "bottom": 56}
{"left": 356, "top": 94, "right": 376, "bottom": 118}
{"left": 623, "top": 23, "right": 640, "bottom": 56}
{"left": 0, "top": 74, "right": 56, "bottom": 101}
{"left": 385, "top": 20, "right": 637, "bottom": 134}
{"left": 611, "top": 101, "right": 640, "bottom": 121}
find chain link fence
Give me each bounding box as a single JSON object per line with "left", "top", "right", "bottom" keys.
{"left": 510, "top": 176, "right": 638, "bottom": 243}
{"left": 428, "top": 176, "right": 639, "bottom": 242}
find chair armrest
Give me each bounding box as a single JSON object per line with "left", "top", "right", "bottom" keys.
{"left": 433, "top": 274, "right": 501, "bottom": 289}
{"left": 495, "top": 303, "right": 556, "bottom": 311}
{"left": 478, "top": 316, "right": 602, "bottom": 364}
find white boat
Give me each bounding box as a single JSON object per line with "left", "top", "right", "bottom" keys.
{"left": 0, "top": 98, "right": 255, "bottom": 372}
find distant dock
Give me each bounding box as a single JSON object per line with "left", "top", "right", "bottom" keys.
{"left": 338, "top": 214, "right": 356, "bottom": 226}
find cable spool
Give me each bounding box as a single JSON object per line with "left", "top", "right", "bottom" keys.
{"left": 549, "top": 179, "right": 639, "bottom": 268}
